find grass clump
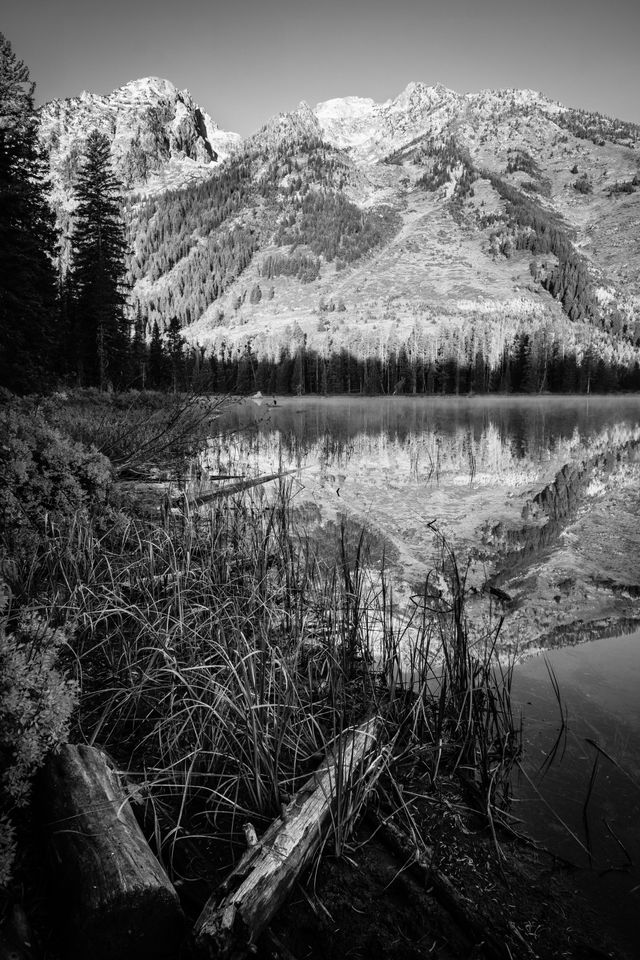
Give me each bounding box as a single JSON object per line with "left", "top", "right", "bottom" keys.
{"left": 0, "top": 391, "right": 521, "bottom": 905}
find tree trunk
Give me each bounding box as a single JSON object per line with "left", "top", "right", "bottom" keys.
{"left": 193, "top": 716, "right": 383, "bottom": 959}
{"left": 41, "top": 743, "right": 184, "bottom": 960}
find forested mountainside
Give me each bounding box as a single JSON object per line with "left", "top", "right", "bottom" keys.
{"left": 40, "top": 80, "right": 640, "bottom": 393}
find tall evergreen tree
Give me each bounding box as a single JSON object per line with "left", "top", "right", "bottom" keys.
{"left": 148, "top": 320, "right": 167, "bottom": 388}
{"left": 0, "top": 34, "right": 58, "bottom": 392}
{"left": 71, "top": 129, "right": 129, "bottom": 388}
{"left": 165, "top": 316, "right": 185, "bottom": 393}
{"left": 130, "top": 303, "right": 148, "bottom": 388}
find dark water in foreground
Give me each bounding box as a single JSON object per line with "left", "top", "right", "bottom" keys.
{"left": 513, "top": 631, "right": 640, "bottom": 949}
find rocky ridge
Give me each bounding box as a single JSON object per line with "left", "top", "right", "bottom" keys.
{"left": 37, "top": 77, "right": 640, "bottom": 381}
{"left": 38, "top": 76, "right": 241, "bottom": 203}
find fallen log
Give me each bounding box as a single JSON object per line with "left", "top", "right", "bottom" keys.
{"left": 41, "top": 743, "right": 184, "bottom": 960}
{"left": 174, "top": 468, "right": 299, "bottom": 508}
{"left": 193, "top": 716, "right": 384, "bottom": 960}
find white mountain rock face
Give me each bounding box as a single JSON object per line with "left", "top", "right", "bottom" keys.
{"left": 314, "top": 82, "right": 462, "bottom": 161}
{"left": 38, "top": 76, "right": 242, "bottom": 203}
{"left": 313, "top": 82, "right": 565, "bottom": 162}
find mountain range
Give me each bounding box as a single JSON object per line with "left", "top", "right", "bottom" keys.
{"left": 37, "top": 77, "right": 640, "bottom": 391}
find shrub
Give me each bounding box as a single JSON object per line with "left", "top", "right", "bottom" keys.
{"left": 0, "top": 400, "right": 112, "bottom": 538}
{"left": 0, "top": 601, "right": 78, "bottom": 888}
{"left": 573, "top": 176, "right": 593, "bottom": 194}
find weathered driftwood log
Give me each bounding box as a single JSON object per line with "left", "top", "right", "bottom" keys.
{"left": 193, "top": 716, "right": 384, "bottom": 960}
{"left": 41, "top": 743, "right": 184, "bottom": 960}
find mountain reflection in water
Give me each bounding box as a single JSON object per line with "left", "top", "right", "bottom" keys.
{"left": 208, "top": 396, "right": 640, "bottom": 654}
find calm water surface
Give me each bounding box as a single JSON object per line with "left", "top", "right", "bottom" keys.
{"left": 513, "top": 631, "right": 640, "bottom": 949}
{"left": 211, "top": 396, "right": 640, "bottom": 645}
{"left": 211, "top": 395, "right": 640, "bottom": 941}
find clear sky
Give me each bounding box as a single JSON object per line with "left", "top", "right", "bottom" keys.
{"left": 4, "top": 0, "right": 640, "bottom": 135}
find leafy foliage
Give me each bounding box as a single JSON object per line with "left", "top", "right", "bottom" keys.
{"left": 0, "top": 605, "right": 77, "bottom": 888}
{"left": 0, "top": 399, "right": 112, "bottom": 563}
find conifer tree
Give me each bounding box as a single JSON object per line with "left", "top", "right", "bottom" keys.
{"left": 148, "top": 320, "right": 167, "bottom": 388}
{"left": 130, "top": 304, "right": 148, "bottom": 388}
{"left": 165, "top": 316, "right": 185, "bottom": 393}
{"left": 71, "top": 129, "right": 129, "bottom": 388}
{"left": 0, "top": 34, "right": 58, "bottom": 392}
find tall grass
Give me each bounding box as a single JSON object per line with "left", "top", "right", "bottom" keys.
{"left": 47, "top": 507, "right": 517, "bottom": 871}
{"left": 3, "top": 394, "right": 522, "bottom": 885}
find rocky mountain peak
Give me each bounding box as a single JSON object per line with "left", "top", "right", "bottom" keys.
{"left": 39, "top": 76, "right": 242, "bottom": 202}
{"left": 248, "top": 100, "right": 322, "bottom": 152}
{"left": 314, "top": 81, "right": 462, "bottom": 161}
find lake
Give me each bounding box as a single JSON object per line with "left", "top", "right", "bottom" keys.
{"left": 210, "top": 395, "right": 640, "bottom": 647}
{"left": 210, "top": 394, "right": 640, "bottom": 943}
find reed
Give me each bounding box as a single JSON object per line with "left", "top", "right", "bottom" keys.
{"left": 2, "top": 393, "right": 522, "bottom": 885}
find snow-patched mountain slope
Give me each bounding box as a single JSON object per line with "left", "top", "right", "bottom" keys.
{"left": 313, "top": 83, "right": 582, "bottom": 163}
{"left": 179, "top": 81, "right": 640, "bottom": 372}
{"left": 39, "top": 76, "right": 242, "bottom": 200}
{"left": 315, "top": 82, "right": 462, "bottom": 161}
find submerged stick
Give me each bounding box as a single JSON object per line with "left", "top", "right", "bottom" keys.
{"left": 175, "top": 469, "right": 299, "bottom": 507}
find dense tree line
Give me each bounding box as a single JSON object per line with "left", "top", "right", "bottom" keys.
{"left": 137, "top": 225, "right": 259, "bottom": 330}
{"left": 276, "top": 189, "right": 397, "bottom": 264}
{"left": 127, "top": 155, "right": 254, "bottom": 284}
{"left": 3, "top": 32, "right": 640, "bottom": 398}
{"left": 199, "top": 335, "right": 640, "bottom": 397}
{"left": 260, "top": 252, "right": 321, "bottom": 282}
{"left": 485, "top": 173, "right": 603, "bottom": 326}
{"left": 554, "top": 108, "right": 640, "bottom": 146}
{"left": 505, "top": 150, "right": 541, "bottom": 177}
